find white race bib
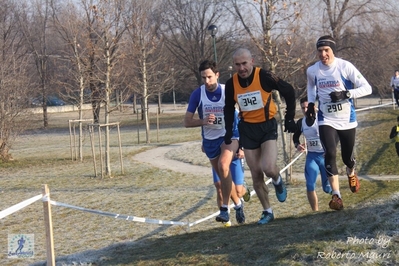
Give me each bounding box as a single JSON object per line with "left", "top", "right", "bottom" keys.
{"left": 306, "top": 137, "right": 323, "bottom": 152}
{"left": 320, "top": 100, "right": 351, "bottom": 119}
{"left": 204, "top": 112, "right": 224, "bottom": 130}
{"left": 237, "top": 91, "right": 264, "bottom": 111}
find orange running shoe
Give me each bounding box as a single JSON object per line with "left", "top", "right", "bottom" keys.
{"left": 347, "top": 167, "right": 360, "bottom": 193}
{"left": 329, "top": 194, "right": 344, "bottom": 210}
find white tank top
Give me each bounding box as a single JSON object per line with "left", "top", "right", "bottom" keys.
{"left": 200, "top": 84, "right": 226, "bottom": 140}
{"left": 301, "top": 118, "right": 324, "bottom": 153}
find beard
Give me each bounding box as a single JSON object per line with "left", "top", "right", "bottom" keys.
{"left": 206, "top": 83, "right": 218, "bottom": 92}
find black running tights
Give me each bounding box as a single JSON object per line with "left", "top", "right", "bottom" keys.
{"left": 319, "top": 125, "right": 356, "bottom": 176}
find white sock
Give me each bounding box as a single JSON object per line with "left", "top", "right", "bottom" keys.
{"left": 234, "top": 203, "right": 242, "bottom": 210}
{"left": 332, "top": 191, "right": 341, "bottom": 198}
{"left": 272, "top": 175, "right": 282, "bottom": 185}
{"left": 264, "top": 208, "right": 273, "bottom": 214}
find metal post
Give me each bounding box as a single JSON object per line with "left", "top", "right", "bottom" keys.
{"left": 207, "top": 25, "right": 218, "bottom": 63}
{"left": 171, "top": 68, "right": 176, "bottom": 109}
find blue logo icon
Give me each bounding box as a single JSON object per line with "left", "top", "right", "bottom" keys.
{"left": 8, "top": 234, "right": 34, "bottom": 258}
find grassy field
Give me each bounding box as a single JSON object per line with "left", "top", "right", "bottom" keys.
{"left": 0, "top": 104, "right": 399, "bottom": 265}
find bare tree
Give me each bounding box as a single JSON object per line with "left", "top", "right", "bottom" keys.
{"left": 0, "top": 0, "right": 32, "bottom": 161}
{"left": 50, "top": 0, "right": 95, "bottom": 161}
{"left": 88, "top": 0, "right": 127, "bottom": 177}
{"left": 16, "top": 0, "right": 54, "bottom": 128}
{"left": 123, "top": 0, "right": 171, "bottom": 143}
{"left": 160, "top": 0, "right": 238, "bottom": 87}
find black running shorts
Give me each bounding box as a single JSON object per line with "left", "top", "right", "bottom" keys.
{"left": 238, "top": 118, "right": 278, "bottom": 150}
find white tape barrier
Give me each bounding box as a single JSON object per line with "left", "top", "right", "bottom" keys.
{"left": 0, "top": 194, "right": 43, "bottom": 220}
{"left": 356, "top": 101, "right": 394, "bottom": 112}
{"left": 46, "top": 199, "right": 188, "bottom": 226}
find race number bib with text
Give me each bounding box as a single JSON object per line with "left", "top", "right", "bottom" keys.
{"left": 320, "top": 100, "right": 351, "bottom": 119}
{"left": 306, "top": 137, "right": 323, "bottom": 152}
{"left": 237, "top": 91, "right": 264, "bottom": 111}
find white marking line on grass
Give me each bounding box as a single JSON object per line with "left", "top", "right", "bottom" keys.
{"left": 0, "top": 194, "right": 43, "bottom": 220}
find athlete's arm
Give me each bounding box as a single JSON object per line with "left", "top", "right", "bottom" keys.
{"left": 259, "top": 69, "right": 296, "bottom": 120}
{"left": 306, "top": 67, "right": 317, "bottom": 104}
{"left": 224, "top": 78, "right": 236, "bottom": 144}
{"left": 344, "top": 61, "right": 372, "bottom": 98}
{"left": 292, "top": 118, "right": 303, "bottom": 146}
{"left": 184, "top": 89, "right": 213, "bottom": 127}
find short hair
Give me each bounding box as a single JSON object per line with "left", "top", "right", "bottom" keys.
{"left": 233, "top": 48, "right": 252, "bottom": 59}
{"left": 199, "top": 60, "right": 218, "bottom": 73}
{"left": 300, "top": 97, "right": 308, "bottom": 104}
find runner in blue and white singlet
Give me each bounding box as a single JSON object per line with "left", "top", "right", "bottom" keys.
{"left": 184, "top": 60, "right": 249, "bottom": 225}
{"left": 306, "top": 35, "right": 371, "bottom": 211}
{"left": 293, "top": 97, "right": 331, "bottom": 211}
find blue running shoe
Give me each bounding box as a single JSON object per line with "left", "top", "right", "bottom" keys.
{"left": 273, "top": 178, "right": 287, "bottom": 202}
{"left": 235, "top": 204, "right": 245, "bottom": 224}
{"left": 216, "top": 207, "right": 229, "bottom": 223}
{"left": 257, "top": 211, "right": 274, "bottom": 225}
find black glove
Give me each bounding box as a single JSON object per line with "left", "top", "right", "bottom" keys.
{"left": 224, "top": 131, "right": 232, "bottom": 145}
{"left": 305, "top": 116, "right": 315, "bottom": 127}
{"left": 284, "top": 118, "right": 296, "bottom": 133}
{"left": 329, "top": 91, "right": 350, "bottom": 103}
{"left": 305, "top": 102, "right": 316, "bottom": 126}
{"left": 305, "top": 102, "right": 315, "bottom": 119}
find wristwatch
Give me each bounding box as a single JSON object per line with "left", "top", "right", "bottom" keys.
{"left": 346, "top": 91, "right": 351, "bottom": 99}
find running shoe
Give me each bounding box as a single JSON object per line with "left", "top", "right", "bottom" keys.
{"left": 346, "top": 167, "right": 360, "bottom": 193}
{"left": 243, "top": 181, "right": 251, "bottom": 202}
{"left": 235, "top": 204, "right": 245, "bottom": 224}
{"left": 215, "top": 207, "right": 229, "bottom": 223}
{"left": 273, "top": 178, "right": 287, "bottom": 202}
{"left": 257, "top": 211, "right": 274, "bottom": 225}
{"left": 329, "top": 194, "right": 344, "bottom": 210}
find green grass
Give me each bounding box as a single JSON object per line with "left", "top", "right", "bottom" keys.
{"left": 356, "top": 109, "right": 399, "bottom": 175}
{"left": 1, "top": 106, "right": 399, "bottom": 266}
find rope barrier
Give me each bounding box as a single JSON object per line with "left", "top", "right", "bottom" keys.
{"left": 47, "top": 199, "right": 188, "bottom": 226}
{"left": 0, "top": 194, "right": 42, "bottom": 220}
{"left": 356, "top": 101, "right": 394, "bottom": 112}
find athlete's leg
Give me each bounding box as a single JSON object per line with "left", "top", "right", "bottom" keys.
{"left": 218, "top": 139, "right": 238, "bottom": 206}
{"left": 316, "top": 155, "right": 332, "bottom": 194}
{"left": 338, "top": 128, "right": 356, "bottom": 170}
{"left": 304, "top": 152, "right": 319, "bottom": 211}
{"left": 245, "top": 147, "right": 270, "bottom": 209}
{"left": 230, "top": 158, "right": 246, "bottom": 198}
{"left": 319, "top": 125, "right": 340, "bottom": 194}
{"left": 395, "top": 91, "right": 399, "bottom": 107}
{"left": 211, "top": 168, "right": 222, "bottom": 208}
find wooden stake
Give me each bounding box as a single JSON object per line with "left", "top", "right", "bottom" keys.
{"left": 42, "top": 184, "right": 55, "bottom": 265}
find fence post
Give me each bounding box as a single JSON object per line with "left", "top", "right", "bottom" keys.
{"left": 42, "top": 184, "right": 55, "bottom": 265}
